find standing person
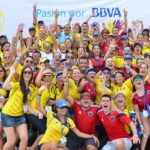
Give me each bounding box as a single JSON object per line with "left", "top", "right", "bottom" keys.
{"left": 36, "top": 99, "right": 99, "bottom": 150}
{"left": 132, "top": 63, "right": 150, "bottom": 150}
{"left": 1, "top": 66, "right": 35, "bottom": 150}
{"left": 0, "top": 65, "right": 7, "bottom": 150}
{"left": 97, "top": 94, "right": 140, "bottom": 150}
{"left": 63, "top": 73, "right": 99, "bottom": 150}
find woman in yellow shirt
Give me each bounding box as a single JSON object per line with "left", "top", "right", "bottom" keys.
{"left": 1, "top": 66, "right": 35, "bottom": 150}
{"left": 0, "top": 65, "right": 7, "bottom": 150}
{"left": 36, "top": 99, "right": 99, "bottom": 150}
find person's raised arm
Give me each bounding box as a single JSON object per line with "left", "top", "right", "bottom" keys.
{"left": 36, "top": 85, "right": 47, "bottom": 116}
{"left": 123, "top": 9, "right": 128, "bottom": 33}
{"left": 63, "top": 67, "right": 74, "bottom": 106}
{"left": 3, "top": 66, "right": 16, "bottom": 90}
{"left": 35, "top": 64, "right": 46, "bottom": 87}
{"left": 67, "top": 13, "right": 74, "bottom": 26}
{"left": 53, "top": 9, "right": 59, "bottom": 31}
{"left": 145, "top": 57, "right": 150, "bottom": 83}
{"left": 33, "top": 3, "right": 37, "bottom": 25}
{"left": 84, "top": 14, "right": 95, "bottom": 23}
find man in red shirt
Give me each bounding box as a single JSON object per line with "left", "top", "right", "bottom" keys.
{"left": 97, "top": 94, "right": 140, "bottom": 150}
{"left": 64, "top": 76, "right": 99, "bottom": 150}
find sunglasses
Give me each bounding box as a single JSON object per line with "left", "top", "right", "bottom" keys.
{"left": 43, "top": 75, "right": 54, "bottom": 79}
{"left": 25, "top": 60, "right": 33, "bottom": 64}
{"left": 103, "top": 72, "right": 110, "bottom": 75}
{"left": 57, "top": 76, "right": 62, "bottom": 80}
{"left": 133, "top": 78, "right": 143, "bottom": 82}
{"left": 59, "top": 106, "right": 68, "bottom": 109}
{"left": 54, "top": 55, "right": 61, "bottom": 58}
{"left": 82, "top": 96, "right": 91, "bottom": 100}
{"left": 66, "top": 56, "right": 74, "bottom": 59}
{"left": 23, "top": 71, "right": 32, "bottom": 75}
{"left": 88, "top": 71, "right": 96, "bottom": 75}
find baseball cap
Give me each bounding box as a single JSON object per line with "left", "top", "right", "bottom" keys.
{"left": 29, "top": 26, "right": 35, "bottom": 32}
{"left": 92, "top": 22, "right": 98, "bottom": 26}
{"left": 115, "top": 91, "right": 125, "bottom": 98}
{"left": 43, "top": 69, "right": 53, "bottom": 75}
{"left": 101, "top": 67, "right": 111, "bottom": 72}
{"left": 0, "top": 35, "right": 7, "bottom": 39}
{"left": 80, "top": 92, "right": 91, "bottom": 99}
{"left": 92, "top": 31, "right": 99, "bottom": 37}
{"left": 40, "top": 57, "right": 49, "bottom": 63}
{"left": 121, "top": 35, "right": 129, "bottom": 40}
{"left": 124, "top": 54, "right": 132, "bottom": 59}
{"left": 60, "top": 58, "right": 67, "bottom": 63}
{"left": 134, "top": 43, "right": 142, "bottom": 48}
{"left": 56, "top": 70, "right": 63, "bottom": 77}
{"left": 85, "top": 68, "right": 96, "bottom": 75}
{"left": 56, "top": 99, "right": 68, "bottom": 108}
{"left": 144, "top": 52, "right": 150, "bottom": 58}
{"left": 108, "top": 33, "right": 114, "bottom": 37}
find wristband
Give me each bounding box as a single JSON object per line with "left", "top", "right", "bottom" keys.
{"left": 133, "top": 133, "right": 138, "bottom": 137}
{"left": 64, "top": 81, "right": 69, "bottom": 85}
{"left": 11, "top": 43, "right": 16, "bottom": 47}
{"left": 127, "top": 67, "right": 131, "bottom": 71}
{"left": 15, "top": 57, "right": 20, "bottom": 63}
{"left": 33, "top": 112, "right": 37, "bottom": 116}
{"left": 102, "top": 83, "right": 105, "bottom": 87}
{"left": 36, "top": 95, "right": 41, "bottom": 101}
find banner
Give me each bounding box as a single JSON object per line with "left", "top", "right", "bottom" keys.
{"left": 0, "top": 0, "right": 149, "bottom": 41}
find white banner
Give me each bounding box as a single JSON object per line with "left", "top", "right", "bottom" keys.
{"left": 0, "top": 0, "right": 149, "bottom": 41}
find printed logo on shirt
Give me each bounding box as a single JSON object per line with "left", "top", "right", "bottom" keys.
{"left": 147, "top": 90, "right": 150, "bottom": 94}
{"left": 110, "top": 116, "right": 114, "bottom": 121}
{"left": 88, "top": 111, "right": 93, "bottom": 117}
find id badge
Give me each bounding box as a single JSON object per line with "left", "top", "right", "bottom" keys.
{"left": 45, "top": 106, "right": 52, "bottom": 111}
{"left": 59, "top": 136, "right": 67, "bottom": 147}
{"left": 23, "top": 105, "right": 28, "bottom": 113}
{"left": 143, "top": 110, "right": 148, "bottom": 117}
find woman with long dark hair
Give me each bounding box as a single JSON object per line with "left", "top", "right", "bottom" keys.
{"left": 1, "top": 66, "right": 35, "bottom": 150}
{"left": 0, "top": 65, "right": 7, "bottom": 150}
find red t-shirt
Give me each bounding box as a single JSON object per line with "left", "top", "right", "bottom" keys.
{"left": 82, "top": 81, "right": 96, "bottom": 101}
{"left": 90, "top": 57, "right": 105, "bottom": 73}
{"left": 97, "top": 109, "right": 131, "bottom": 141}
{"left": 133, "top": 80, "right": 150, "bottom": 111}
{"left": 72, "top": 101, "right": 99, "bottom": 134}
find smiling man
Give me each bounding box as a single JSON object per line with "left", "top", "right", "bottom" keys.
{"left": 63, "top": 76, "right": 99, "bottom": 150}
{"left": 97, "top": 94, "right": 140, "bottom": 150}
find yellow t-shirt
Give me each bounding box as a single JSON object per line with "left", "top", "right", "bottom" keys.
{"left": 142, "top": 45, "right": 150, "bottom": 55}
{"left": 121, "top": 78, "right": 134, "bottom": 110}
{"left": 49, "top": 79, "right": 80, "bottom": 101}
{"left": 30, "top": 86, "right": 50, "bottom": 113}
{"left": 2, "top": 82, "right": 36, "bottom": 116}
{"left": 122, "top": 108, "right": 131, "bottom": 134}
{"left": 38, "top": 35, "right": 54, "bottom": 52}
{"left": 113, "top": 56, "right": 124, "bottom": 68}
{"left": 39, "top": 110, "right": 75, "bottom": 144}
{"left": 94, "top": 78, "right": 113, "bottom": 104}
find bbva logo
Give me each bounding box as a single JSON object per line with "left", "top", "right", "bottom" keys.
{"left": 92, "top": 7, "right": 121, "bottom": 17}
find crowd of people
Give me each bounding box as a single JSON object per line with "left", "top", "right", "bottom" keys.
{"left": 0, "top": 3, "right": 150, "bottom": 150}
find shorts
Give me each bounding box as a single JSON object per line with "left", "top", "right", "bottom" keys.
{"left": 1, "top": 113, "right": 26, "bottom": 127}
{"left": 25, "top": 114, "right": 46, "bottom": 134}
{"left": 66, "top": 130, "right": 98, "bottom": 149}
{"left": 102, "top": 138, "right": 132, "bottom": 150}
